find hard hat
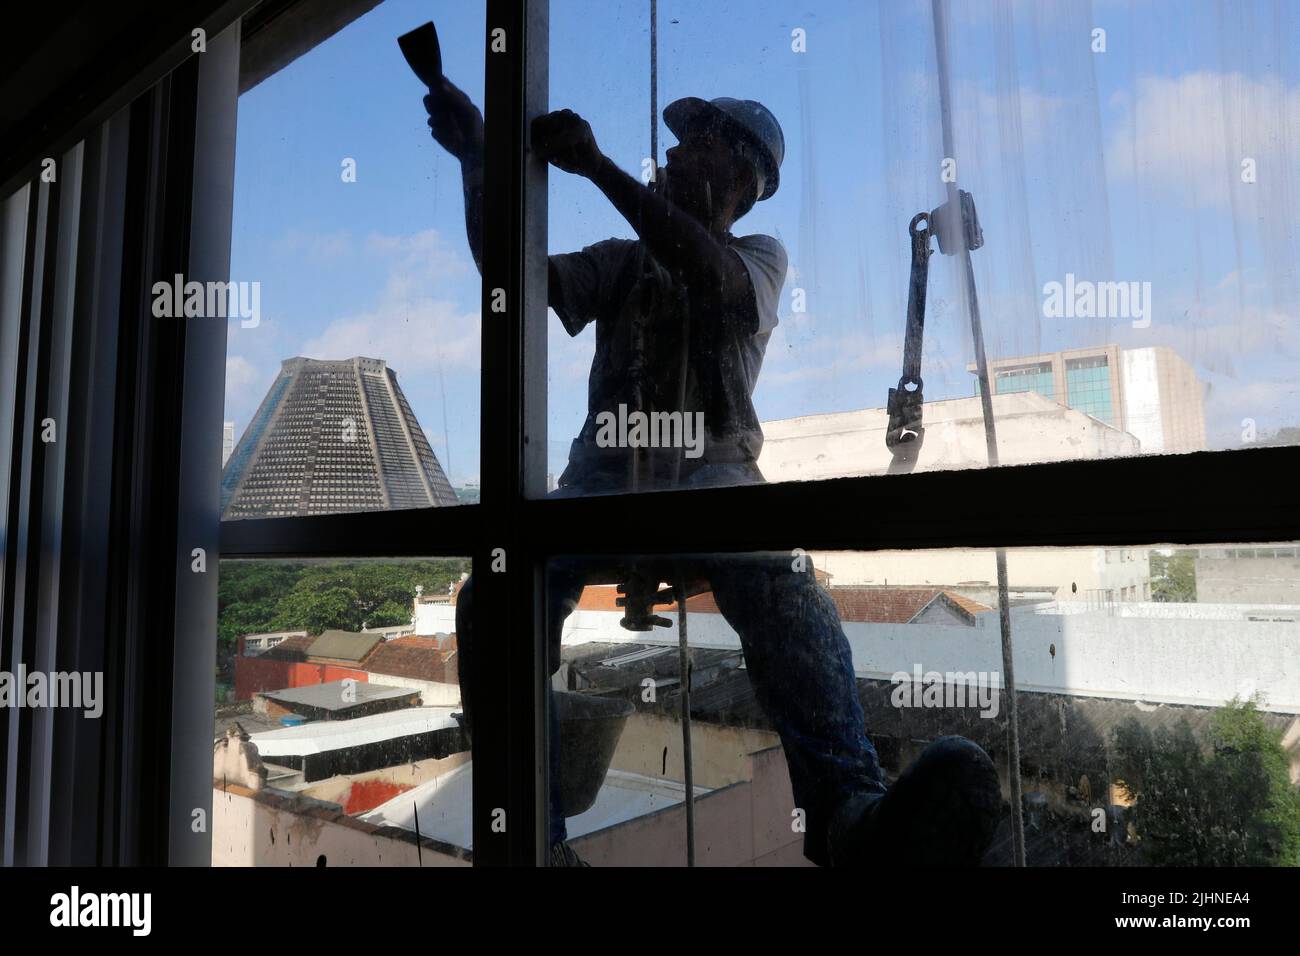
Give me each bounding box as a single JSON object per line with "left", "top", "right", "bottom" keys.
{"left": 663, "top": 96, "right": 785, "bottom": 201}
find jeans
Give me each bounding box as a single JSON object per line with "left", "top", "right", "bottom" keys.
{"left": 454, "top": 462, "right": 886, "bottom": 865}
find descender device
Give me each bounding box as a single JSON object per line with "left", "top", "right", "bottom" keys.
{"left": 885, "top": 188, "right": 983, "bottom": 474}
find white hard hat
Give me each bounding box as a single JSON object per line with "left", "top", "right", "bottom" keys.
{"left": 664, "top": 96, "right": 785, "bottom": 201}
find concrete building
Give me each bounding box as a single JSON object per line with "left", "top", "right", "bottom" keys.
{"left": 234, "top": 629, "right": 459, "bottom": 705}
{"left": 811, "top": 547, "right": 1152, "bottom": 607}
{"left": 362, "top": 634, "right": 460, "bottom": 707}
{"left": 248, "top": 706, "right": 464, "bottom": 783}
{"left": 974, "top": 345, "right": 1206, "bottom": 454}
{"left": 221, "top": 356, "right": 458, "bottom": 519}
{"left": 238, "top": 630, "right": 307, "bottom": 657}
{"left": 358, "top": 621, "right": 416, "bottom": 640}
{"left": 758, "top": 391, "right": 1138, "bottom": 482}
{"left": 417, "top": 575, "right": 1298, "bottom": 717}
{"left": 755, "top": 394, "right": 1151, "bottom": 603}
{"left": 1195, "top": 546, "right": 1300, "bottom": 605}
{"left": 212, "top": 721, "right": 809, "bottom": 867}
{"left": 545, "top": 593, "right": 1300, "bottom": 715}
{"left": 251, "top": 680, "right": 420, "bottom": 722}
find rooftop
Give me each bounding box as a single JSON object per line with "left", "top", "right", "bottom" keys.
{"left": 575, "top": 583, "right": 990, "bottom": 625}
{"left": 259, "top": 633, "right": 317, "bottom": 661}
{"left": 250, "top": 706, "right": 460, "bottom": 758}
{"left": 258, "top": 679, "right": 415, "bottom": 713}
{"left": 365, "top": 635, "right": 458, "bottom": 683}
{"left": 360, "top": 761, "right": 710, "bottom": 850}
{"left": 308, "top": 629, "right": 385, "bottom": 663}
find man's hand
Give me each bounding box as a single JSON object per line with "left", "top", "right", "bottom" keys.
{"left": 424, "top": 76, "right": 484, "bottom": 163}
{"left": 532, "top": 109, "right": 604, "bottom": 178}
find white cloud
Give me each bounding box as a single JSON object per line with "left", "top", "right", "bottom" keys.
{"left": 225, "top": 354, "right": 259, "bottom": 394}
{"left": 1105, "top": 71, "right": 1300, "bottom": 207}
{"left": 547, "top": 308, "right": 595, "bottom": 384}
{"left": 298, "top": 229, "right": 480, "bottom": 375}
{"left": 272, "top": 227, "right": 356, "bottom": 261}
{"left": 762, "top": 328, "right": 902, "bottom": 387}
{"left": 971, "top": 86, "right": 1066, "bottom": 146}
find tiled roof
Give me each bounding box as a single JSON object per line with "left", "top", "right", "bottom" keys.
{"left": 365, "top": 636, "right": 456, "bottom": 683}
{"left": 942, "top": 591, "right": 991, "bottom": 618}
{"left": 575, "top": 584, "right": 990, "bottom": 624}
{"left": 575, "top": 585, "right": 623, "bottom": 611}
{"left": 828, "top": 588, "right": 941, "bottom": 624}
{"left": 572, "top": 585, "right": 734, "bottom": 615}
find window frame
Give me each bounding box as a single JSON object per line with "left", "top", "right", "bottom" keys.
{"left": 212, "top": 0, "right": 1300, "bottom": 867}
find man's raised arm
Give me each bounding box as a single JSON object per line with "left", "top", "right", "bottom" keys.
{"left": 424, "top": 78, "right": 570, "bottom": 312}
{"left": 531, "top": 109, "right": 751, "bottom": 302}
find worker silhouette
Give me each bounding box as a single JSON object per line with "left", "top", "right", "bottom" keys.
{"left": 426, "top": 75, "right": 1002, "bottom": 867}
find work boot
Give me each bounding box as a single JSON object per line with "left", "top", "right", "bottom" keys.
{"left": 826, "top": 735, "right": 1002, "bottom": 867}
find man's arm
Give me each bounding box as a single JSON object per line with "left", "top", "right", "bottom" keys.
{"left": 424, "top": 79, "right": 485, "bottom": 273}
{"left": 425, "top": 80, "right": 572, "bottom": 313}
{"left": 532, "top": 110, "right": 752, "bottom": 306}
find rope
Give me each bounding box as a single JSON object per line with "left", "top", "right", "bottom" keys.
{"left": 650, "top": 0, "right": 658, "bottom": 179}
{"left": 930, "top": 0, "right": 1026, "bottom": 866}
{"left": 677, "top": 576, "right": 695, "bottom": 866}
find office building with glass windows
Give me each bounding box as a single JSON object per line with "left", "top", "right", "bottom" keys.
{"left": 973, "top": 345, "right": 1206, "bottom": 453}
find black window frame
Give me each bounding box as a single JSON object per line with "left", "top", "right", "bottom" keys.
{"left": 212, "top": 0, "right": 1300, "bottom": 866}
{"left": 5, "top": 0, "right": 1289, "bottom": 867}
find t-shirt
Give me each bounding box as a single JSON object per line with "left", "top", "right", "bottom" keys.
{"left": 549, "top": 233, "right": 787, "bottom": 489}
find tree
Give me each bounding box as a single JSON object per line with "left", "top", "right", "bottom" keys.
{"left": 216, "top": 558, "right": 469, "bottom": 643}
{"left": 270, "top": 584, "right": 362, "bottom": 634}
{"left": 1149, "top": 550, "right": 1196, "bottom": 603}
{"left": 1112, "top": 698, "right": 1300, "bottom": 865}
{"left": 217, "top": 561, "right": 304, "bottom": 649}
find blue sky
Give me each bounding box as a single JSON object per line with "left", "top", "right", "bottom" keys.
{"left": 226, "top": 0, "right": 1299, "bottom": 486}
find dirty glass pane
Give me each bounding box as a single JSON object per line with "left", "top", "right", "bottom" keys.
{"left": 222, "top": 0, "right": 486, "bottom": 519}
{"left": 539, "top": 0, "right": 1299, "bottom": 499}
{"left": 535, "top": 544, "right": 1300, "bottom": 866}
{"left": 212, "top": 557, "right": 472, "bottom": 866}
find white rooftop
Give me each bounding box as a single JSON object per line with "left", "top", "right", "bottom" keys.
{"left": 360, "top": 761, "right": 711, "bottom": 850}
{"left": 250, "top": 706, "right": 460, "bottom": 758}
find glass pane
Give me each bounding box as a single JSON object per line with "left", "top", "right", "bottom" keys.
{"left": 213, "top": 557, "right": 473, "bottom": 866}
{"left": 539, "top": 543, "right": 1300, "bottom": 866}
{"left": 0, "top": 185, "right": 29, "bottom": 538}
{"left": 222, "top": 0, "right": 486, "bottom": 519}
{"left": 541, "top": 0, "right": 1299, "bottom": 499}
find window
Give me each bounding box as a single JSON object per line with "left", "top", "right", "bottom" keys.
{"left": 541, "top": 0, "right": 1297, "bottom": 496}
{"left": 548, "top": 544, "right": 1300, "bottom": 866}
{"left": 220, "top": 0, "right": 487, "bottom": 520}
{"left": 1065, "top": 356, "right": 1115, "bottom": 426}
{"left": 215, "top": 0, "right": 1300, "bottom": 868}
{"left": 213, "top": 557, "right": 472, "bottom": 866}
{"left": 992, "top": 364, "right": 1056, "bottom": 401}
{"left": 4, "top": 0, "right": 1296, "bottom": 871}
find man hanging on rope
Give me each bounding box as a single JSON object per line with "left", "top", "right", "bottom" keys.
{"left": 425, "top": 75, "right": 1003, "bottom": 867}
